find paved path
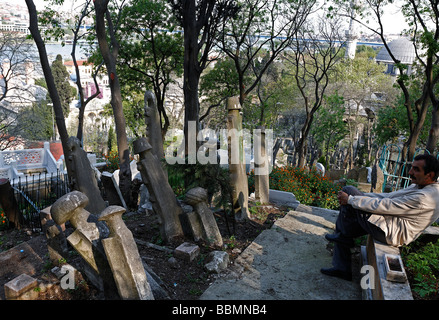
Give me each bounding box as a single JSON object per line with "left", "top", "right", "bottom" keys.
{"left": 200, "top": 205, "right": 362, "bottom": 300}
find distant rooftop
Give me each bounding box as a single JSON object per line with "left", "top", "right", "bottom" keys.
{"left": 375, "top": 37, "right": 417, "bottom": 64}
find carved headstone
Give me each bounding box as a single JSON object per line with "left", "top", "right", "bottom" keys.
{"left": 40, "top": 207, "right": 69, "bottom": 265}
{"left": 99, "top": 206, "right": 154, "bottom": 300}
{"left": 51, "top": 191, "right": 100, "bottom": 270}
{"left": 101, "top": 171, "right": 127, "bottom": 208}
{"left": 133, "top": 137, "right": 184, "bottom": 243}
{"left": 144, "top": 91, "right": 164, "bottom": 160}
{"left": 185, "top": 187, "right": 223, "bottom": 247}
{"left": 66, "top": 137, "right": 106, "bottom": 215}
{"left": 226, "top": 96, "right": 249, "bottom": 220}
{"left": 254, "top": 126, "right": 269, "bottom": 205}
{"left": 371, "top": 164, "right": 385, "bottom": 192}
{"left": 50, "top": 191, "right": 120, "bottom": 299}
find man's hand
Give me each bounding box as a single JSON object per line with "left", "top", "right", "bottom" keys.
{"left": 338, "top": 190, "right": 349, "bottom": 206}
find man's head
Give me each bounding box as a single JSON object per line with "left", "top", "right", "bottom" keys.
{"left": 408, "top": 154, "right": 439, "bottom": 187}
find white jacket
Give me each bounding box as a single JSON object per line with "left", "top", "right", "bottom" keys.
{"left": 347, "top": 183, "right": 439, "bottom": 246}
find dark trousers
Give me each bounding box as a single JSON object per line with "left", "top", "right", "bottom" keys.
{"left": 332, "top": 186, "right": 387, "bottom": 272}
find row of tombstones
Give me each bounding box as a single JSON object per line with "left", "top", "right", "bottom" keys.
{"left": 39, "top": 94, "right": 268, "bottom": 300}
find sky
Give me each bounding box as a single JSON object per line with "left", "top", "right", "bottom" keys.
{"left": 364, "top": 5, "right": 409, "bottom": 35}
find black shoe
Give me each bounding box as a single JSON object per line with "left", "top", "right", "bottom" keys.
{"left": 320, "top": 267, "right": 352, "bottom": 281}
{"left": 325, "top": 233, "right": 355, "bottom": 247}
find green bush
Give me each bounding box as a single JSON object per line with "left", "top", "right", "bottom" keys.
{"left": 401, "top": 238, "right": 439, "bottom": 298}
{"left": 166, "top": 160, "right": 233, "bottom": 210}
{"left": 248, "top": 166, "right": 341, "bottom": 210}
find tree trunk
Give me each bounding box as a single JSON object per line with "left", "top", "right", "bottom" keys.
{"left": 182, "top": 1, "right": 201, "bottom": 154}
{"left": 426, "top": 106, "right": 439, "bottom": 154}
{"left": 25, "top": 0, "right": 73, "bottom": 176}
{"left": 403, "top": 98, "right": 430, "bottom": 161}
{"left": 183, "top": 63, "right": 200, "bottom": 154}
{"left": 297, "top": 114, "right": 314, "bottom": 168}
{"left": 95, "top": 0, "right": 132, "bottom": 206}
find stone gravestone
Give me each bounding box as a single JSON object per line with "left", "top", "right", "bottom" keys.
{"left": 101, "top": 171, "right": 127, "bottom": 209}
{"left": 358, "top": 167, "right": 370, "bottom": 183}
{"left": 137, "top": 183, "right": 153, "bottom": 213}
{"left": 144, "top": 90, "right": 164, "bottom": 160}
{"left": 226, "top": 96, "right": 249, "bottom": 220}
{"left": 133, "top": 137, "right": 184, "bottom": 243}
{"left": 50, "top": 191, "right": 120, "bottom": 299}
{"left": 254, "top": 126, "right": 270, "bottom": 205}
{"left": 40, "top": 206, "right": 69, "bottom": 265}
{"left": 185, "top": 187, "right": 223, "bottom": 247}
{"left": 315, "top": 162, "right": 325, "bottom": 176}
{"left": 99, "top": 205, "right": 154, "bottom": 300}
{"left": 66, "top": 136, "right": 106, "bottom": 215}
{"left": 371, "top": 164, "right": 385, "bottom": 193}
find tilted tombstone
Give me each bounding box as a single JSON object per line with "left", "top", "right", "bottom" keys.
{"left": 51, "top": 191, "right": 100, "bottom": 270}
{"left": 65, "top": 136, "right": 106, "bottom": 215}
{"left": 254, "top": 126, "right": 269, "bottom": 205}
{"left": 226, "top": 96, "right": 249, "bottom": 220}
{"left": 98, "top": 205, "right": 154, "bottom": 300}
{"left": 50, "top": 191, "right": 120, "bottom": 299}
{"left": 144, "top": 90, "right": 165, "bottom": 160}
{"left": 101, "top": 171, "right": 127, "bottom": 209}
{"left": 133, "top": 137, "right": 184, "bottom": 243}
{"left": 185, "top": 187, "right": 223, "bottom": 247}
{"left": 40, "top": 206, "right": 69, "bottom": 265}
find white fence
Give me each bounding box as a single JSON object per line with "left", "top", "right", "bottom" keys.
{"left": 0, "top": 142, "right": 63, "bottom": 182}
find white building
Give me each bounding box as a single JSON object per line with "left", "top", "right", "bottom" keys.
{"left": 375, "top": 37, "right": 417, "bottom": 76}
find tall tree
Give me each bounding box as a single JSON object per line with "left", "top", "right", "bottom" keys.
{"left": 37, "top": 0, "right": 104, "bottom": 143}
{"left": 219, "top": 0, "right": 316, "bottom": 107}
{"left": 94, "top": 0, "right": 133, "bottom": 205}
{"left": 25, "top": 0, "right": 72, "bottom": 168}
{"left": 334, "top": 54, "right": 395, "bottom": 168}
{"left": 284, "top": 16, "right": 345, "bottom": 168}
{"left": 0, "top": 33, "right": 40, "bottom": 150}
{"left": 337, "top": 0, "right": 439, "bottom": 160}
{"left": 168, "top": 0, "right": 239, "bottom": 152}
{"left": 51, "top": 54, "right": 76, "bottom": 118}
{"left": 310, "top": 93, "right": 348, "bottom": 167}
{"left": 69, "top": 0, "right": 104, "bottom": 142}
{"left": 118, "top": 0, "right": 184, "bottom": 140}
{"left": 18, "top": 100, "right": 54, "bottom": 141}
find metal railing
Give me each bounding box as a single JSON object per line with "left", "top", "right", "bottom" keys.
{"left": 10, "top": 170, "right": 70, "bottom": 231}
{"left": 378, "top": 145, "right": 434, "bottom": 192}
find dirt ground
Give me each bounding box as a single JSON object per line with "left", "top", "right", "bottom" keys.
{"left": 0, "top": 202, "right": 290, "bottom": 300}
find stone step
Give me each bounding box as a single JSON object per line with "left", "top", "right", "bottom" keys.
{"left": 423, "top": 225, "right": 439, "bottom": 236}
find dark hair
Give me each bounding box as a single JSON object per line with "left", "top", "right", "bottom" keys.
{"left": 414, "top": 154, "right": 439, "bottom": 181}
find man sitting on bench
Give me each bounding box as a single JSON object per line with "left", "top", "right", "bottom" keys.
{"left": 321, "top": 154, "right": 439, "bottom": 281}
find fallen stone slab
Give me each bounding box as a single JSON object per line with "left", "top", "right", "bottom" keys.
{"left": 268, "top": 189, "right": 300, "bottom": 208}
{"left": 4, "top": 274, "right": 39, "bottom": 300}
{"left": 174, "top": 242, "right": 200, "bottom": 262}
